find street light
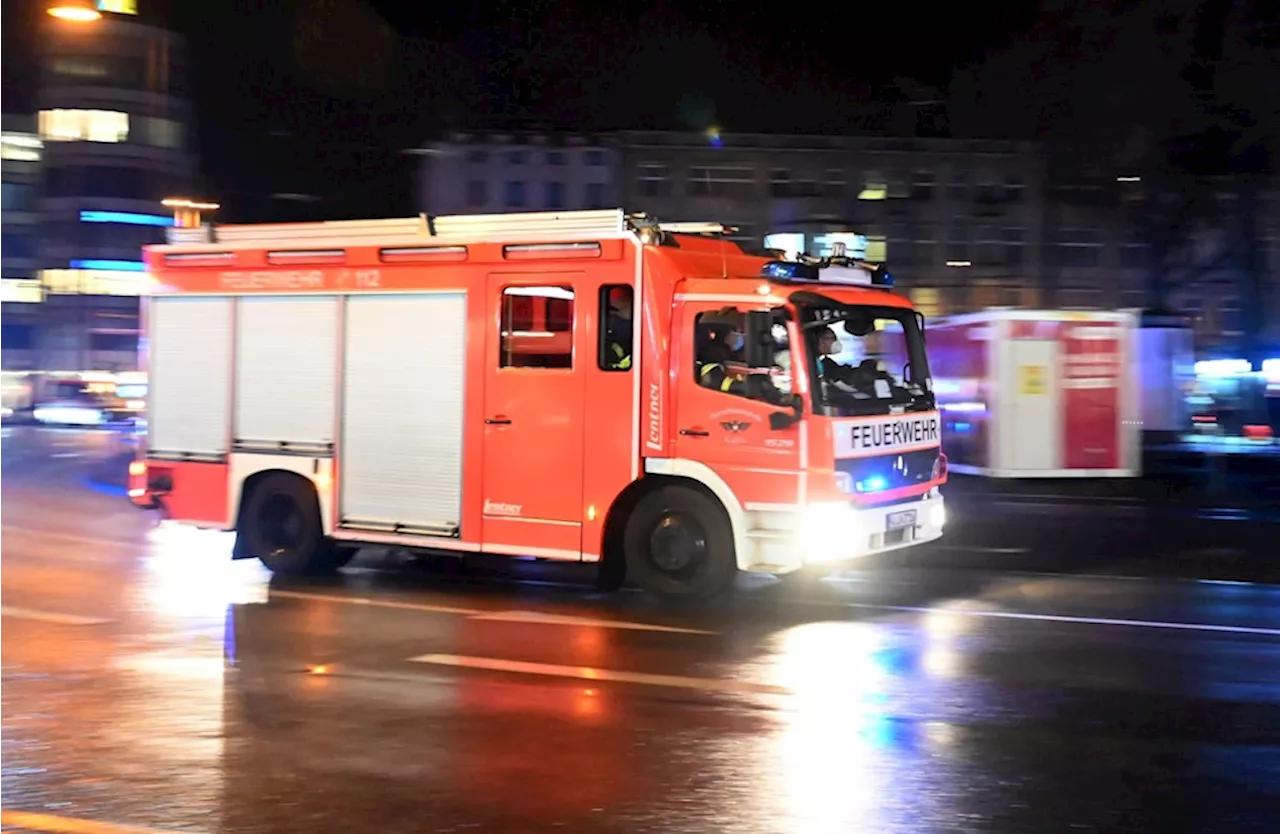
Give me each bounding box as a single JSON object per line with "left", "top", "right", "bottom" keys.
{"left": 47, "top": 0, "right": 101, "bottom": 22}
{"left": 162, "top": 197, "right": 220, "bottom": 228}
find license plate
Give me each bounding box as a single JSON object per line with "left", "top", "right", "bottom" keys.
{"left": 886, "top": 510, "right": 917, "bottom": 531}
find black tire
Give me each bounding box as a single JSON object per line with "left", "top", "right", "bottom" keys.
{"left": 239, "top": 473, "right": 325, "bottom": 575}
{"left": 623, "top": 484, "right": 737, "bottom": 600}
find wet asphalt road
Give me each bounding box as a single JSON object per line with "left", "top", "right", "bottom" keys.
{"left": 3, "top": 427, "right": 1279, "bottom": 834}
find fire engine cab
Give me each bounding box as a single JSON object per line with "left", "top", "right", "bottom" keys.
{"left": 129, "top": 209, "right": 947, "bottom": 599}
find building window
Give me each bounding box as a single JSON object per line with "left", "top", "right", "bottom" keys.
{"left": 948, "top": 170, "right": 967, "bottom": 202}
{"left": 499, "top": 286, "right": 574, "bottom": 369}
{"left": 823, "top": 169, "right": 846, "bottom": 198}
{"left": 466, "top": 180, "right": 486, "bottom": 207}
{"left": 637, "top": 164, "right": 670, "bottom": 198}
{"left": 585, "top": 150, "right": 605, "bottom": 166}
{"left": 1057, "top": 228, "right": 1104, "bottom": 268}
{"left": 1, "top": 323, "right": 34, "bottom": 351}
{"left": 504, "top": 181, "right": 526, "bottom": 208}
{"left": 945, "top": 219, "right": 971, "bottom": 263}
{"left": 90, "top": 332, "right": 139, "bottom": 352}
{"left": 1120, "top": 242, "right": 1149, "bottom": 270}
{"left": 858, "top": 172, "right": 887, "bottom": 201}
{"left": 1, "top": 183, "right": 34, "bottom": 212}
{"left": 911, "top": 170, "right": 935, "bottom": 201}
{"left": 38, "top": 109, "right": 129, "bottom": 143}
{"left": 1004, "top": 175, "right": 1025, "bottom": 200}
{"left": 584, "top": 182, "right": 605, "bottom": 209}
{"left": 1, "top": 233, "right": 34, "bottom": 259}
{"left": 1, "top": 132, "right": 41, "bottom": 162}
{"left": 1219, "top": 295, "right": 1243, "bottom": 336}
{"left": 1003, "top": 227, "right": 1025, "bottom": 268}
{"left": 138, "top": 116, "right": 182, "bottom": 149}
{"left": 39, "top": 268, "right": 152, "bottom": 296}
{"left": 544, "top": 181, "right": 566, "bottom": 209}
{"left": 506, "top": 150, "right": 527, "bottom": 165}
{"left": 909, "top": 287, "right": 942, "bottom": 318}
{"left": 1061, "top": 288, "right": 1102, "bottom": 309}
{"left": 686, "top": 167, "right": 755, "bottom": 200}
{"left": 546, "top": 151, "right": 566, "bottom": 166}
{"left": 768, "top": 169, "right": 791, "bottom": 198}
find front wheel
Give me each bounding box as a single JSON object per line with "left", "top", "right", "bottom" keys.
{"left": 623, "top": 485, "right": 737, "bottom": 600}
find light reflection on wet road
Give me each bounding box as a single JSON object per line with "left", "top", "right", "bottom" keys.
{"left": 3, "top": 427, "right": 1279, "bottom": 833}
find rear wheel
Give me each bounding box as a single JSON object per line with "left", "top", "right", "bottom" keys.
{"left": 623, "top": 485, "right": 737, "bottom": 600}
{"left": 239, "top": 473, "right": 325, "bottom": 575}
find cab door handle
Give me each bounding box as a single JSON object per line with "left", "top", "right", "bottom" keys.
{"left": 679, "top": 428, "right": 709, "bottom": 437}
{"left": 485, "top": 417, "right": 512, "bottom": 425}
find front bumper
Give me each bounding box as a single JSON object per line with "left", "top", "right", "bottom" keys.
{"left": 745, "top": 490, "right": 945, "bottom": 573}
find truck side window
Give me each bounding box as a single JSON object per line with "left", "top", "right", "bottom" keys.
{"left": 693, "top": 307, "right": 789, "bottom": 405}
{"left": 598, "top": 284, "right": 633, "bottom": 371}
{"left": 500, "top": 286, "right": 574, "bottom": 369}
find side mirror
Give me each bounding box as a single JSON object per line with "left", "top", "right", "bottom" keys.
{"left": 744, "top": 310, "right": 774, "bottom": 368}
{"left": 768, "top": 394, "right": 804, "bottom": 430}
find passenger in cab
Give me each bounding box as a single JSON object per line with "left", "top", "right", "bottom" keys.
{"left": 604, "top": 287, "right": 634, "bottom": 370}
{"left": 696, "top": 309, "right": 789, "bottom": 405}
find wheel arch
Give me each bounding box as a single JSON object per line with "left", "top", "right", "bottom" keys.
{"left": 598, "top": 458, "right": 750, "bottom": 574}
{"left": 231, "top": 467, "right": 322, "bottom": 560}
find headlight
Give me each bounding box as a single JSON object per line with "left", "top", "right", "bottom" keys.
{"left": 929, "top": 502, "right": 946, "bottom": 528}
{"left": 799, "top": 502, "right": 862, "bottom": 563}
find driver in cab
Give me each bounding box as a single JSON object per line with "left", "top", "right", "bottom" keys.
{"left": 813, "top": 320, "right": 897, "bottom": 398}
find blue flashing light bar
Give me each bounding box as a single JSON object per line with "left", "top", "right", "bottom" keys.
{"left": 80, "top": 210, "right": 174, "bottom": 227}
{"left": 761, "top": 259, "right": 894, "bottom": 287}
{"left": 70, "top": 259, "right": 147, "bottom": 272}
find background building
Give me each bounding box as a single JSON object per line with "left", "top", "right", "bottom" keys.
{"left": 417, "top": 131, "right": 618, "bottom": 218}
{"left": 24, "top": 0, "right": 196, "bottom": 372}
{"left": 2, "top": 113, "right": 44, "bottom": 369}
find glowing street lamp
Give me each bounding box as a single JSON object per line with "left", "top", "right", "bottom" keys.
{"left": 48, "top": 0, "right": 101, "bottom": 22}
{"left": 162, "top": 197, "right": 220, "bottom": 228}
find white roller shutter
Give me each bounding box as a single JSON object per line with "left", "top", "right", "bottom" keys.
{"left": 149, "top": 296, "right": 232, "bottom": 457}
{"left": 234, "top": 296, "right": 339, "bottom": 450}
{"left": 340, "top": 293, "right": 467, "bottom": 534}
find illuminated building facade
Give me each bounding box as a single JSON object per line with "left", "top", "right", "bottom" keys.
{"left": 12, "top": 0, "right": 196, "bottom": 372}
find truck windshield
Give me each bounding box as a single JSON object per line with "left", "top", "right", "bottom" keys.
{"left": 796, "top": 299, "right": 934, "bottom": 417}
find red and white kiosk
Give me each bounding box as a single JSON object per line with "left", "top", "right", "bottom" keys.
{"left": 928, "top": 309, "right": 1142, "bottom": 478}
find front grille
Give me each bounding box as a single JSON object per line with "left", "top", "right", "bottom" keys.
{"left": 835, "top": 448, "right": 939, "bottom": 494}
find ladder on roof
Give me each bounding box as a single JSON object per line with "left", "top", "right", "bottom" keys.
{"left": 163, "top": 209, "right": 739, "bottom": 246}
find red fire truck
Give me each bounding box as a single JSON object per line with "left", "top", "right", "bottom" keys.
{"left": 129, "top": 210, "right": 947, "bottom": 599}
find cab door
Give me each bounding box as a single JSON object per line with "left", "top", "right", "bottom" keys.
{"left": 672, "top": 300, "right": 803, "bottom": 509}
{"left": 481, "top": 275, "right": 586, "bottom": 558}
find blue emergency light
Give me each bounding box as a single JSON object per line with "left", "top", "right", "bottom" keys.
{"left": 761, "top": 259, "right": 894, "bottom": 287}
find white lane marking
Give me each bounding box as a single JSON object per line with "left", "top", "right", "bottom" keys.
{"left": 468, "top": 609, "right": 714, "bottom": 634}
{"left": 976, "top": 493, "right": 1141, "bottom": 504}
{"left": 1, "top": 526, "right": 143, "bottom": 551}
{"left": 268, "top": 589, "right": 481, "bottom": 616}
{"left": 844, "top": 603, "right": 1280, "bottom": 637}
{"left": 409, "top": 654, "right": 788, "bottom": 695}
{"left": 935, "top": 545, "right": 1031, "bottom": 555}
{"left": 270, "top": 591, "right": 715, "bottom": 634}
{"left": 0, "top": 606, "right": 111, "bottom": 626}
{"left": 0, "top": 809, "right": 199, "bottom": 834}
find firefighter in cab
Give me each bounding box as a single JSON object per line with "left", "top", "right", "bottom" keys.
{"left": 604, "top": 287, "right": 633, "bottom": 370}
{"left": 696, "top": 308, "right": 788, "bottom": 404}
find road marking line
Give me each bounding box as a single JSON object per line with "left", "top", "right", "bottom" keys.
{"left": 268, "top": 589, "right": 481, "bottom": 616}
{"left": 1, "top": 526, "right": 142, "bottom": 551}
{"left": 0, "top": 606, "right": 111, "bottom": 626}
{"left": 844, "top": 603, "right": 1280, "bottom": 637}
{"left": 0, "top": 810, "right": 196, "bottom": 834}
{"left": 935, "top": 546, "right": 1031, "bottom": 555}
{"left": 409, "top": 654, "right": 790, "bottom": 695}
{"left": 270, "top": 592, "right": 715, "bottom": 634}
{"left": 467, "top": 609, "right": 714, "bottom": 634}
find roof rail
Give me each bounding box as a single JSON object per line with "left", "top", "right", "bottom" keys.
{"left": 164, "top": 209, "right": 631, "bottom": 246}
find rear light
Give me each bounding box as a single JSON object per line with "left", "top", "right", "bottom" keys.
{"left": 931, "top": 453, "right": 948, "bottom": 481}
{"left": 129, "top": 460, "right": 147, "bottom": 477}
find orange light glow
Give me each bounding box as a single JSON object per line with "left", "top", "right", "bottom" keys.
{"left": 48, "top": 3, "right": 102, "bottom": 22}
{"left": 129, "top": 460, "right": 146, "bottom": 476}
{"left": 309, "top": 664, "right": 330, "bottom": 675}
